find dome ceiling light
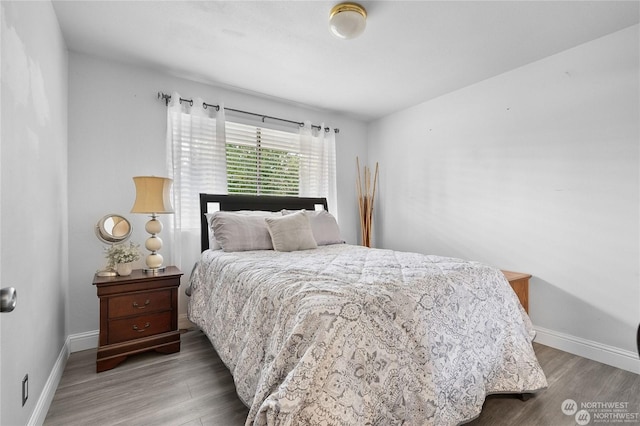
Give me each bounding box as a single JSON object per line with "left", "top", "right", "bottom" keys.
{"left": 329, "top": 2, "right": 367, "bottom": 40}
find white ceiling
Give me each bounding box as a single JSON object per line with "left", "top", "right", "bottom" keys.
{"left": 52, "top": 1, "right": 639, "bottom": 121}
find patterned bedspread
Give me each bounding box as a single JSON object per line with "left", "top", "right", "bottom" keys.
{"left": 188, "top": 244, "right": 547, "bottom": 425}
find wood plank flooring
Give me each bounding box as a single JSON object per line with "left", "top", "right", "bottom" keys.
{"left": 44, "top": 330, "right": 640, "bottom": 426}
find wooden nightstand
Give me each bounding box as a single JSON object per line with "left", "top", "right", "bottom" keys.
{"left": 501, "top": 270, "right": 531, "bottom": 314}
{"left": 93, "top": 266, "right": 183, "bottom": 372}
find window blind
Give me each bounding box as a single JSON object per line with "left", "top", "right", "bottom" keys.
{"left": 225, "top": 121, "right": 300, "bottom": 196}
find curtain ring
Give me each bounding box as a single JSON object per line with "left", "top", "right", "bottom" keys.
{"left": 157, "top": 92, "right": 171, "bottom": 106}
{"left": 203, "top": 102, "right": 220, "bottom": 111}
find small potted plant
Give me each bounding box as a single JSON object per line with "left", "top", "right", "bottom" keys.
{"left": 105, "top": 241, "right": 141, "bottom": 276}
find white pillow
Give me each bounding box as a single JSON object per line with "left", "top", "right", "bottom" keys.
{"left": 211, "top": 211, "right": 279, "bottom": 252}
{"left": 282, "top": 209, "right": 344, "bottom": 246}
{"left": 265, "top": 211, "right": 318, "bottom": 252}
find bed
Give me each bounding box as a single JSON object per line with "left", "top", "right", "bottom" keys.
{"left": 188, "top": 193, "right": 547, "bottom": 425}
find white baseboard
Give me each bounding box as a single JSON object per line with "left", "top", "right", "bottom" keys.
{"left": 534, "top": 326, "right": 640, "bottom": 374}
{"left": 28, "top": 330, "right": 97, "bottom": 425}
{"left": 27, "top": 336, "right": 70, "bottom": 426}
{"left": 69, "top": 330, "right": 99, "bottom": 353}
{"left": 28, "top": 322, "right": 195, "bottom": 426}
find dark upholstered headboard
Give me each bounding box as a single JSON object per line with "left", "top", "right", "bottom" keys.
{"left": 199, "top": 193, "right": 329, "bottom": 252}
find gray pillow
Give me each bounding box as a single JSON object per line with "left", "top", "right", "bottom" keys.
{"left": 211, "top": 211, "right": 279, "bottom": 252}
{"left": 282, "top": 209, "right": 344, "bottom": 246}
{"left": 265, "top": 211, "right": 318, "bottom": 252}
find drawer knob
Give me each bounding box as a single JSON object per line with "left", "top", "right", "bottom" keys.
{"left": 132, "top": 322, "right": 151, "bottom": 332}
{"left": 132, "top": 299, "right": 150, "bottom": 309}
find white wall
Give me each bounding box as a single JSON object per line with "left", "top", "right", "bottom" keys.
{"left": 0, "top": 1, "right": 68, "bottom": 424}
{"left": 67, "top": 52, "right": 368, "bottom": 336}
{"left": 368, "top": 25, "right": 639, "bottom": 371}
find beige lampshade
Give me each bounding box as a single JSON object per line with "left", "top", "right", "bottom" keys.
{"left": 130, "top": 176, "right": 174, "bottom": 214}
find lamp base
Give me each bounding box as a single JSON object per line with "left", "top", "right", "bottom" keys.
{"left": 142, "top": 266, "right": 166, "bottom": 275}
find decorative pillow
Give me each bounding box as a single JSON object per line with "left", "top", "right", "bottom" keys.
{"left": 211, "top": 211, "right": 279, "bottom": 252}
{"left": 282, "top": 209, "right": 344, "bottom": 246}
{"left": 265, "top": 211, "right": 318, "bottom": 252}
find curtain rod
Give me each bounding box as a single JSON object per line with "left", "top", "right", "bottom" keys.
{"left": 157, "top": 92, "right": 339, "bottom": 134}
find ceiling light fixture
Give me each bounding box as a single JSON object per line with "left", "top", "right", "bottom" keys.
{"left": 329, "top": 2, "right": 367, "bottom": 40}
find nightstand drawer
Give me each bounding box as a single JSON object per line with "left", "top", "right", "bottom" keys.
{"left": 108, "top": 312, "right": 172, "bottom": 344}
{"left": 108, "top": 290, "right": 172, "bottom": 319}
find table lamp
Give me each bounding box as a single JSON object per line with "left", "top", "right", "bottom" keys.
{"left": 130, "top": 176, "right": 174, "bottom": 273}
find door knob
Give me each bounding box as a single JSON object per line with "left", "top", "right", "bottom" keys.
{"left": 1, "top": 287, "right": 17, "bottom": 313}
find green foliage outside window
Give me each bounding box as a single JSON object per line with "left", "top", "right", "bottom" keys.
{"left": 226, "top": 143, "right": 299, "bottom": 196}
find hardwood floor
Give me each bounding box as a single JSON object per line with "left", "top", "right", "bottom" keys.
{"left": 44, "top": 330, "right": 249, "bottom": 426}
{"left": 44, "top": 330, "right": 640, "bottom": 426}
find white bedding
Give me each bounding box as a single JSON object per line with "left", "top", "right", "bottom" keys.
{"left": 188, "top": 244, "right": 547, "bottom": 425}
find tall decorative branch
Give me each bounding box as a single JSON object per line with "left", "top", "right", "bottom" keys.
{"left": 356, "top": 157, "right": 379, "bottom": 248}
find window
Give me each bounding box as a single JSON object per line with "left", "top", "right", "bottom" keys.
{"left": 225, "top": 121, "right": 300, "bottom": 196}
{"left": 167, "top": 97, "right": 337, "bottom": 234}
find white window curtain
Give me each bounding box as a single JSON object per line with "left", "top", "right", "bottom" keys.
{"left": 299, "top": 121, "right": 338, "bottom": 220}
{"left": 165, "top": 92, "right": 227, "bottom": 268}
